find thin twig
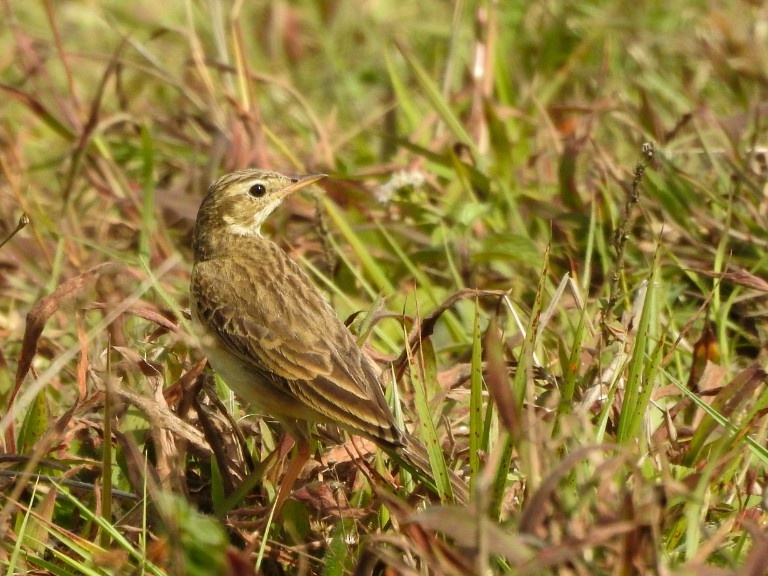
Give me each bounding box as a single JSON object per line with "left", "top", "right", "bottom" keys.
{"left": 0, "top": 211, "right": 29, "bottom": 249}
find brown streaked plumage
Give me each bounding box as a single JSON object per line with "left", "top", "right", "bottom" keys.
{"left": 190, "top": 169, "right": 465, "bottom": 510}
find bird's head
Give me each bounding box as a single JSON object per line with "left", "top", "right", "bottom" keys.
{"left": 195, "top": 169, "right": 326, "bottom": 239}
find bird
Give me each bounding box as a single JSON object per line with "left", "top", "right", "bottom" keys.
{"left": 189, "top": 168, "right": 467, "bottom": 513}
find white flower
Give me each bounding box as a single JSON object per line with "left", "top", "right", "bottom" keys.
{"left": 374, "top": 170, "right": 426, "bottom": 203}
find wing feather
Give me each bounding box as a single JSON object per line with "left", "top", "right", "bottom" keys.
{"left": 191, "top": 239, "right": 402, "bottom": 446}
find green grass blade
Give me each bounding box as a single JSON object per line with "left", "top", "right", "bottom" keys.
{"left": 554, "top": 301, "right": 587, "bottom": 436}
{"left": 320, "top": 196, "right": 395, "bottom": 294}
{"left": 406, "top": 326, "right": 450, "bottom": 502}
{"left": 616, "top": 254, "right": 659, "bottom": 444}
{"left": 397, "top": 43, "right": 478, "bottom": 158}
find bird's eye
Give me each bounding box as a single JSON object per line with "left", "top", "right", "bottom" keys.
{"left": 248, "top": 183, "right": 267, "bottom": 198}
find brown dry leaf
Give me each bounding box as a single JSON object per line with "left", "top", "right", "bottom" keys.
{"left": 13, "top": 263, "right": 111, "bottom": 390}
{"left": 436, "top": 362, "right": 473, "bottom": 390}
{"left": 193, "top": 395, "right": 247, "bottom": 493}
{"left": 92, "top": 548, "right": 130, "bottom": 572}
{"left": 683, "top": 361, "right": 729, "bottom": 428}
{"left": 713, "top": 363, "right": 767, "bottom": 421}
{"left": 653, "top": 384, "right": 687, "bottom": 401}
{"left": 291, "top": 482, "right": 368, "bottom": 518}
{"left": 681, "top": 363, "right": 768, "bottom": 466}
{"left": 409, "top": 505, "right": 533, "bottom": 565}
{"left": 6, "top": 263, "right": 111, "bottom": 452}
{"left": 618, "top": 492, "right": 657, "bottom": 574}
{"left": 146, "top": 537, "right": 170, "bottom": 570}
{"left": 321, "top": 437, "right": 377, "bottom": 466}
{"left": 165, "top": 357, "right": 208, "bottom": 406}
{"left": 696, "top": 362, "right": 728, "bottom": 393}
{"left": 225, "top": 548, "right": 259, "bottom": 576}
{"left": 528, "top": 521, "right": 643, "bottom": 573}
{"left": 145, "top": 372, "right": 185, "bottom": 491}
{"left": 374, "top": 484, "right": 475, "bottom": 574}
{"left": 738, "top": 520, "right": 768, "bottom": 576}
{"left": 687, "top": 320, "right": 720, "bottom": 392}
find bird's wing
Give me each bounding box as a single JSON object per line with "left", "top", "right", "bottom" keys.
{"left": 191, "top": 244, "right": 401, "bottom": 445}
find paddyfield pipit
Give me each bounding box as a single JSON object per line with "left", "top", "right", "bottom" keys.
{"left": 190, "top": 169, "right": 467, "bottom": 511}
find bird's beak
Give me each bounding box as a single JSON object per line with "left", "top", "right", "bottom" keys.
{"left": 279, "top": 173, "right": 327, "bottom": 200}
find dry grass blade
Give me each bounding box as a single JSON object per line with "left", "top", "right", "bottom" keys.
{"left": 684, "top": 363, "right": 768, "bottom": 466}
{"left": 695, "top": 266, "right": 768, "bottom": 293}
{"left": 13, "top": 263, "right": 111, "bottom": 390}
{"left": 739, "top": 520, "right": 768, "bottom": 576}
{"left": 0, "top": 83, "right": 74, "bottom": 138}
{"left": 85, "top": 302, "right": 182, "bottom": 335}
{"left": 408, "top": 504, "right": 534, "bottom": 566}
{"left": 519, "top": 444, "right": 621, "bottom": 534}
{"left": 483, "top": 312, "right": 518, "bottom": 434}
{"left": 5, "top": 262, "right": 112, "bottom": 452}
{"left": 60, "top": 39, "right": 129, "bottom": 206}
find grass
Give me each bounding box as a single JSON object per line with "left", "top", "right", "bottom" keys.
{"left": 2, "top": 0, "right": 768, "bottom": 573}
